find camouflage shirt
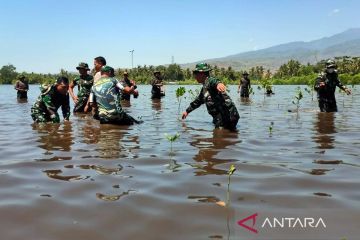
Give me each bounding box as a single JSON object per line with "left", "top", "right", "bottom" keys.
{"left": 31, "top": 84, "right": 70, "bottom": 122}
{"left": 90, "top": 77, "right": 125, "bottom": 120}
{"left": 186, "top": 76, "right": 239, "bottom": 129}
{"left": 73, "top": 74, "right": 94, "bottom": 98}
{"left": 314, "top": 70, "right": 346, "bottom": 102}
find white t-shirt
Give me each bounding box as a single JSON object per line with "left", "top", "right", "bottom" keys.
{"left": 94, "top": 71, "right": 102, "bottom": 82}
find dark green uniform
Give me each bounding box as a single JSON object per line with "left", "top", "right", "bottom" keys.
{"left": 314, "top": 70, "right": 346, "bottom": 112}
{"left": 90, "top": 77, "right": 140, "bottom": 125}
{"left": 73, "top": 74, "right": 94, "bottom": 112}
{"left": 31, "top": 84, "right": 70, "bottom": 123}
{"left": 185, "top": 77, "right": 240, "bottom": 130}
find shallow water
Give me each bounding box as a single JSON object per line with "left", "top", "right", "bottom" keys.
{"left": 0, "top": 84, "right": 359, "bottom": 240}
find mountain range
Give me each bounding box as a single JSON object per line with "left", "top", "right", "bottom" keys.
{"left": 181, "top": 28, "right": 360, "bottom": 71}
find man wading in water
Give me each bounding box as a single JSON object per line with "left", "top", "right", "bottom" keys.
{"left": 237, "top": 71, "right": 251, "bottom": 98}
{"left": 151, "top": 70, "right": 165, "bottom": 99}
{"left": 89, "top": 66, "right": 141, "bottom": 125}
{"left": 314, "top": 59, "right": 351, "bottom": 112}
{"left": 182, "top": 63, "right": 240, "bottom": 130}
{"left": 69, "top": 62, "right": 94, "bottom": 113}
{"left": 31, "top": 77, "right": 70, "bottom": 123}
{"left": 14, "top": 75, "right": 29, "bottom": 99}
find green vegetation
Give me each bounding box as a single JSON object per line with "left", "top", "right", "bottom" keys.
{"left": 292, "top": 86, "right": 304, "bottom": 113}
{"left": 1, "top": 56, "right": 360, "bottom": 85}
{"left": 269, "top": 122, "right": 274, "bottom": 135}
{"left": 165, "top": 133, "right": 180, "bottom": 153}
{"left": 175, "top": 86, "right": 186, "bottom": 116}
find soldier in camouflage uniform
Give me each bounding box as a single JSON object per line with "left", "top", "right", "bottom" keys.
{"left": 314, "top": 59, "right": 351, "bottom": 112}
{"left": 182, "top": 63, "right": 240, "bottom": 130}
{"left": 14, "top": 75, "right": 29, "bottom": 99}
{"left": 31, "top": 77, "right": 70, "bottom": 123}
{"left": 237, "top": 71, "right": 251, "bottom": 98}
{"left": 69, "top": 62, "right": 94, "bottom": 112}
{"left": 89, "top": 66, "right": 141, "bottom": 125}
{"left": 120, "top": 72, "right": 139, "bottom": 101}
{"left": 151, "top": 71, "right": 165, "bottom": 99}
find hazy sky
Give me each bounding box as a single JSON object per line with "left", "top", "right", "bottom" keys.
{"left": 1, "top": 0, "right": 359, "bottom": 73}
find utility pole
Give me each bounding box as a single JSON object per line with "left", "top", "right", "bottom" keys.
{"left": 129, "top": 49, "right": 134, "bottom": 68}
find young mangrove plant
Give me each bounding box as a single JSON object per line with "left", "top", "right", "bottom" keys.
{"left": 165, "top": 132, "right": 180, "bottom": 153}
{"left": 226, "top": 164, "right": 236, "bottom": 206}
{"left": 216, "top": 164, "right": 237, "bottom": 207}
{"left": 176, "top": 87, "right": 186, "bottom": 116}
{"left": 304, "top": 78, "right": 315, "bottom": 101}
{"left": 269, "top": 121, "right": 274, "bottom": 135}
{"left": 259, "top": 78, "right": 273, "bottom": 104}
{"left": 187, "top": 88, "right": 201, "bottom": 101}
{"left": 292, "top": 86, "right": 303, "bottom": 114}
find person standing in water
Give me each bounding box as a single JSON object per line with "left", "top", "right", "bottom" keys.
{"left": 89, "top": 66, "right": 141, "bottom": 125}
{"left": 151, "top": 71, "right": 165, "bottom": 99}
{"left": 314, "top": 59, "right": 351, "bottom": 112}
{"left": 182, "top": 63, "right": 239, "bottom": 130}
{"left": 14, "top": 75, "right": 29, "bottom": 99}
{"left": 237, "top": 71, "right": 251, "bottom": 98}
{"left": 69, "top": 62, "right": 94, "bottom": 112}
{"left": 120, "top": 71, "right": 139, "bottom": 101}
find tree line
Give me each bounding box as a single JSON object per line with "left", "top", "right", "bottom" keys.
{"left": 1, "top": 56, "right": 360, "bottom": 85}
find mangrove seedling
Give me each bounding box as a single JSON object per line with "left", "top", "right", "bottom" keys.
{"left": 269, "top": 121, "right": 274, "bottom": 135}
{"left": 226, "top": 164, "right": 236, "bottom": 206}
{"left": 187, "top": 88, "right": 201, "bottom": 101}
{"left": 292, "top": 86, "right": 303, "bottom": 113}
{"left": 165, "top": 132, "right": 180, "bottom": 153}
{"left": 176, "top": 86, "right": 186, "bottom": 116}
{"left": 216, "top": 164, "right": 237, "bottom": 208}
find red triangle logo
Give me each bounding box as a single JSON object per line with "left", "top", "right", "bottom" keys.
{"left": 237, "top": 213, "right": 258, "bottom": 234}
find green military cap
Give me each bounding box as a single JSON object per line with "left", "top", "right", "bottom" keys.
{"left": 153, "top": 70, "right": 161, "bottom": 74}
{"left": 76, "top": 62, "right": 90, "bottom": 70}
{"left": 326, "top": 59, "right": 336, "bottom": 68}
{"left": 101, "top": 65, "right": 114, "bottom": 73}
{"left": 193, "top": 63, "right": 212, "bottom": 73}
{"left": 17, "top": 74, "right": 26, "bottom": 79}
{"left": 242, "top": 71, "right": 249, "bottom": 75}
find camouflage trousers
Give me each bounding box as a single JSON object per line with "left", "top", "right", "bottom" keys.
{"left": 208, "top": 93, "right": 240, "bottom": 130}
{"left": 73, "top": 96, "right": 89, "bottom": 112}
{"left": 31, "top": 106, "right": 59, "bottom": 123}
{"left": 318, "top": 99, "right": 338, "bottom": 112}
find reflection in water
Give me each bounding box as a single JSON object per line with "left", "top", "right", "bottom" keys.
{"left": 78, "top": 164, "right": 123, "bottom": 175}
{"left": 43, "top": 169, "right": 86, "bottom": 181}
{"left": 80, "top": 120, "right": 140, "bottom": 159}
{"left": 240, "top": 97, "right": 251, "bottom": 105}
{"left": 313, "top": 112, "right": 336, "bottom": 149}
{"left": 190, "top": 129, "right": 240, "bottom": 176}
{"left": 17, "top": 98, "right": 28, "bottom": 104}
{"left": 152, "top": 98, "right": 162, "bottom": 111}
{"left": 32, "top": 122, "right": 74, "bottom": 154}
{"left": 187, "top": 195, "right": 220, "bottom": 203}
{"left": 96, "top": 190, "right": 134, "bottom": 201}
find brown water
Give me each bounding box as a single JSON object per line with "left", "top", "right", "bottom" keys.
{"left": 0, "top": 84, "right": 359, "bottom": 240}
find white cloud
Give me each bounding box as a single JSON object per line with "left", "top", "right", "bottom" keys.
{"left": 328, "top": 8, "right": 340, "bottom": 16}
